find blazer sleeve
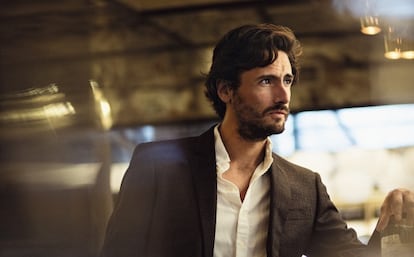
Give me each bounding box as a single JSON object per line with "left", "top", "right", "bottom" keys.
{"left": 100, "top": 144, "right": 157, "bottom": 257}
{"left": 306, "top": 173, "right": 378, "bottom": 257}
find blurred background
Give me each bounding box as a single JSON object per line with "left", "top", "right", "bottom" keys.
{"left": 1, "top": 0, "right": 413, "bottom": 256}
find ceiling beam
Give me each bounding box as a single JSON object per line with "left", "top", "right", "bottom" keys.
{"left": 115, "top": 0, "right": 309, "bottom": 16}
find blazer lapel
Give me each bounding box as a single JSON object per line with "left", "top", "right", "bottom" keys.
{"left": 267, "top": 154, "right": 292, "bottom": 257}
{"left": 189, "top": 127, "right": 217, "bottom": 257}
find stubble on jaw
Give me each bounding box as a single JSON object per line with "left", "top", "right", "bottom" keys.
{"left": 232, "top": 94, "right": 289, "bottom": 141}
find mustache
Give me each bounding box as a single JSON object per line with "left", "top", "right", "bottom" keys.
{"left": 263, "top": 103, "right": 290, "bottom": 115}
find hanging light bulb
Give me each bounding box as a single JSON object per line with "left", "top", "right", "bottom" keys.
{"left": 360, "top": 0, "right": 381, "bottom": 35}
{"left": 401, "top": 31, "right": 414, "bottom": 59}
{"left": 384, "top": 25, "right": 402, "bottom": 59}
{"left": 402, "top": 50, "right": 414, "bottom": 59}
{"left": 361, "top": 15, "right": 381, "bottom": 35}
{"left": 384, "top": 20, "right": 414, "bottom": 60}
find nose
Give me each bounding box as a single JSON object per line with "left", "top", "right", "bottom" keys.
{"left": 272, "top": 80, "right": 290, "bottom": 104}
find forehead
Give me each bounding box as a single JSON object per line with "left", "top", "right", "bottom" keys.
{"left": 268, "top": 51, "right": 292, "bottom": 73}
{"left": 242, "top": 51, "right": 292, "bottom": 79}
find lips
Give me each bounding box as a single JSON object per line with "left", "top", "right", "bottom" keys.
{"left": 264, "top": 105, "right": 290, "bottom": 117}
{"left": 268, "top": 109, "right": 288, "bottom": 116}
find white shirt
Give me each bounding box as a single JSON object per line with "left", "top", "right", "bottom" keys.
{"left": 213, "top": 125, "right": 273, "bottom": 257}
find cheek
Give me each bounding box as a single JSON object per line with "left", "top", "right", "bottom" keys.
{"left": 255, "top": 92, "right": 274, "bottom": 106}
{"left": 237, "top": 89, "right": 274, "bottom": 110}
{"left": 249, "top": 97, "right": 273, "bottom": 115}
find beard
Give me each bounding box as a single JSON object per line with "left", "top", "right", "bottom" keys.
{"left": 232, "top": 93, "right": 289, "bottom": 141}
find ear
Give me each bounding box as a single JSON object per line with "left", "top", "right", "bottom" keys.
{"left": 217, "top": 80, "right": 233, "bottom": 103}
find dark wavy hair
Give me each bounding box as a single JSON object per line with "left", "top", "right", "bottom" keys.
{"left": 204, "top": 24, "right": 303, "bottom": 119}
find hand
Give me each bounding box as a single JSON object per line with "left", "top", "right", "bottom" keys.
{"left": 376, "top": 188, "right": 414, "bottom": 232}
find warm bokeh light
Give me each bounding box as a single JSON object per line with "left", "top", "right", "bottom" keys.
{"left": 90, "top": 80, "right": 113, "bottom": 130}
{"left": 402, "top": 50, "right": 414, "bottom": 59}
{"left": 360, "top": 16, "right": 381, "bottom": 35}
{"left": 361, "top": 26, "right": 381, "bottom": 35}
{"left": 384, "top": 50, "right": 401, "bottom": 59}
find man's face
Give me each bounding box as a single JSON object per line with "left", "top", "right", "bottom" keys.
{"left": 231, "top": 51, "right": 293, "bottom": 141}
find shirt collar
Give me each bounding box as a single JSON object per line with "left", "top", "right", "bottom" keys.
{"left": 214, "top": 124, "right": 274, "bottom": 177}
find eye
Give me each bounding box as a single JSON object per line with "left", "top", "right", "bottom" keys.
{"left": 283, "top": 75, "right": 294, "bottom": 86}
{"left": 260, "top": 78, "right": 272, "bottom": 86}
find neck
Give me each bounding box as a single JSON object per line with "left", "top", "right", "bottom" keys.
{"left": 219, "top": 121, "right": 267, "bottom": 172}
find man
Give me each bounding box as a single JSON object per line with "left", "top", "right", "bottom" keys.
{"left": 100, "top": 24, "right": 414, "bottom": 257}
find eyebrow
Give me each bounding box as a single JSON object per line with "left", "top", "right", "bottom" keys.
{"left": 256, "top": 73, "right": 294, "bottom": 82}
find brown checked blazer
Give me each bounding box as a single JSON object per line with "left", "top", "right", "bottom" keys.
{"left": 100, "top": 126, "right": 380, "bottom": 257}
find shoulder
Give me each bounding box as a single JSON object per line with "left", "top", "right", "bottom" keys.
{"left": 271, "top": 153, "right": 333, "bottom": 212}
{"left": 131, "top": 137, "right": 196, "bottom": 162}
{"left": 131, "top": 125, "right": 216, "bottom": 162}
{"left": 272, "top": 153, "right": 318, "bottom": 178}
{"left": 271, "top": 153, "right": 327, "bottom": 196}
